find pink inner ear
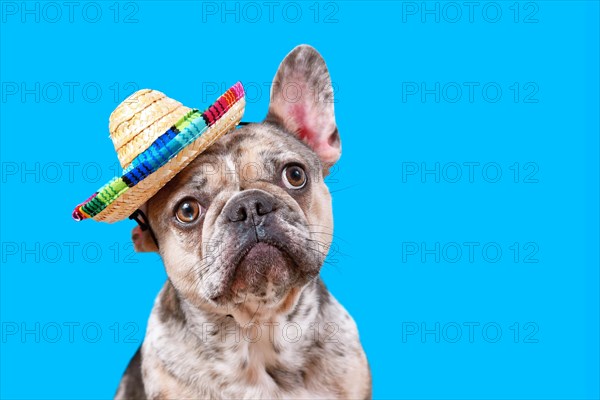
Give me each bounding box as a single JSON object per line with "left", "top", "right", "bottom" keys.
{"left": 288, "top": 103, "right": 339, "bottom": 165}
{"left": 292, "top": 106, "right": 320, "bottom": 152}
{"left": 269, "top": 68, "right": 340, "bottom": 165}
{"left": 290, "top": 104, "right": 312, "bottom": 141}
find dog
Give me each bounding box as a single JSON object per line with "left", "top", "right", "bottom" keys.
{"left": 115, "top": 45, "right": 371, "bottom": 400}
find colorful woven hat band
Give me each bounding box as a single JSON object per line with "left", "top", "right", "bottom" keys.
{"left": 72, "top": 82, "right": 245, "bottom": 222}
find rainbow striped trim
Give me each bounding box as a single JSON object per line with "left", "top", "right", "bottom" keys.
{"left": 72, "top": 82, "right": 244, "bottom": 221}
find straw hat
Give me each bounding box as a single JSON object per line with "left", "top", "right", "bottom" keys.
{"left": 72, "top": 82, "right": 245, "bottom": 223}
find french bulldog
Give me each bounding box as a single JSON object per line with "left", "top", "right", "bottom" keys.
{"left": 115, "top": 45, "right": 371, "bottom": 400}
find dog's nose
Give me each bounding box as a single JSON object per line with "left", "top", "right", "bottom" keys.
{"left": 225, "top": 190, "right": 276, "bottom": 223}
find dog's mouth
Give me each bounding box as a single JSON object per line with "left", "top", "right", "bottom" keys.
{"left": 210, "top": 240, "right": 301, "bottom": 304}
{"left": 232, "top": 242, "right": 295, "bottom": 290}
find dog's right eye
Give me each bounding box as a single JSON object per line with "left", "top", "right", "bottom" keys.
{"left": 175, "top": 199, "right": 202, "bottom": 223}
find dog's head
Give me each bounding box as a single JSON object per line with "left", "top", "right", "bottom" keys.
{"left": 134, "top": 45, "right": 340, "bottom": 318}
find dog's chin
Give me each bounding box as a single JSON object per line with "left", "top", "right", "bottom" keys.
{"left": 211, "top": 242, "right": 302, "bottom": 306}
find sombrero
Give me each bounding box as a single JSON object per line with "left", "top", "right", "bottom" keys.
{"left": 72, "top": 82, "right": 245, "bottom": 223}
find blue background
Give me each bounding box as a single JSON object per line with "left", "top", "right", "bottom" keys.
{"left": 1, "top": 1, "right": 599, "bottom": 399}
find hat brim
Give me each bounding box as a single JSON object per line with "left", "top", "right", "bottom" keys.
{"left": 73, "top": 83, "right": 245, "bottom": 223}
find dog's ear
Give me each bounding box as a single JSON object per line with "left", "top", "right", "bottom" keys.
{"left": 132, "top": 225, "right": 158, "bottom": 253}
{"left": 131, "top": 204, "right": 158, "bottom": 253}
{"left": 265, "top": 45, "right": 340, "bottom": 169}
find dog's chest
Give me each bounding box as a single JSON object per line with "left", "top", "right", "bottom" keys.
{"left": 144, "top": 311, "right": 334, "bottom": 399}
{"left": 226, "top": 325, "right": 290, "bottom": 391}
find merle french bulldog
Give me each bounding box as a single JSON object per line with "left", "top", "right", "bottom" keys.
{"left": 115, "top": 45, "right": 371, "bottom": 400}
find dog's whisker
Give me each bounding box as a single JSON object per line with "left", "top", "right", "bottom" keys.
{"left": 328, "top": 184, "right": 360, "bottom": 194}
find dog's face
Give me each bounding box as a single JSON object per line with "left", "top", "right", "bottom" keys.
{"left": 136, "top": 45, "right": 340, "bottom": 316}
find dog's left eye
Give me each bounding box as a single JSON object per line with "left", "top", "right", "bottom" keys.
{"left": 282, "top": 165, "right": 307, "bottom": 189}
{"left": 175, "top": 199, "right": 202, "bottom": 223}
